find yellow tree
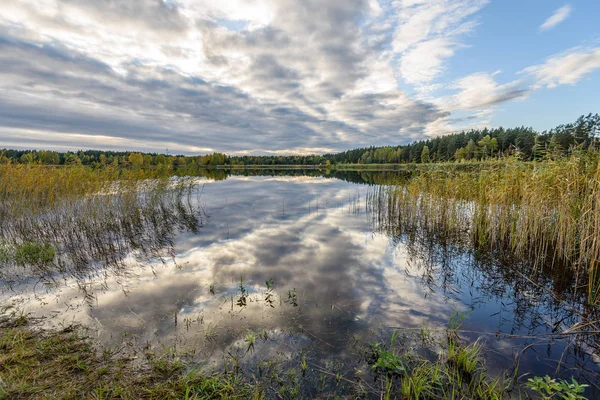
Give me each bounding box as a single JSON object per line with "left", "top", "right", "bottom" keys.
{"left": 128, "top": 153, "right": 144, "bottom": 168}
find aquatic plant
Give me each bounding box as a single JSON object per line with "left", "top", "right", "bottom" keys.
{"left": 0, "top": 178, "right": 204, "bottom": 297}
{"left": 527, "top": 376, "right": 588, "bottom": 400}
{"left": 368, "top": 152, "right": 600, "bottom": 306}
{"left": 14, "top": 242, "right": 55, "bottom": 266}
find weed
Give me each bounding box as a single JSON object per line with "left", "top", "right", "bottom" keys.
{"left": 527, "top": 376, "right": 589, "bottom": 400}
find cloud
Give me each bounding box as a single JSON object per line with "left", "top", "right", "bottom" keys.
{"left": 449, "top": 72, "right": 528, "bottom": 110}
{"left": 521, "top": 46, "right": 600, "bottom": 88}
{"left": 0, "top": 0, "right": 452, "bottom": 153}
{"left": 424, "top": 44, "right": 600, "bottom": 136}
{"left": 399, "top": 38, "right": 458, "bottom": 86}
{"left": 0, "top": 0, "right": 595, "bottom": 153}
{"left": 539, "top": 4, "right": 572, "bottom": 31}
{"left": 392, "top": 0, "right": 489, "bottom": 86}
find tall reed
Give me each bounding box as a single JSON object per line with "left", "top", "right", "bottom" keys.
{"left": 369, "top": 152, "right": 600, "bottom": 305}
{"left": 0, "top": 164, "right": 173, "bottom": 219}
{"left": 0, "top": 169, "right": 204, "bottom": 296}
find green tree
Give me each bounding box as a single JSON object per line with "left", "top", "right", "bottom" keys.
{"left": 143, "top": 154, "right": 153, "bottom": 166}
{"left": 454, "top": 147, "right": 467, "bottom": 162}
{"left": 20, "top": 153, "right": 35, "bottom": 164}
{"left": 39, "top": 151, "right": 60, "bottom": 165}
{"left": 465, "top": 140, "right": 477, "bottom": 160}
{"left": 477, "top": 135, "right": 492, "bottom": 158}
{"left": 490, "top": 137, "right": 498, "bottom": 156}
{"left": 155, "top": 154, "right": 167, "bottom": 165}
{"left": 64, "top": 153, "right": 82, "bottom": 165}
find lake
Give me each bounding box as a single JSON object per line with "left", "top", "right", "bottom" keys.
{"left": 1, "top": 170, "right": 598, "bottom": 397}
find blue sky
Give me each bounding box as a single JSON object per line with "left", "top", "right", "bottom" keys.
{"left": 0, "top": 0, "right": 599, "bottom": 154}
{"left": 453, "top": 0, "right": 600, "bottom": 130}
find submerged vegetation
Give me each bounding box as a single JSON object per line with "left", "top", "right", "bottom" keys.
{"left": 0, "top": 172, "right": 204, "bottom": 292}
{"left": 0, "top": 315, "right": 256, "bottom": 399}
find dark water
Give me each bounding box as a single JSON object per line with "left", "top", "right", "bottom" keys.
{"left": 1, "top": 172, "right": 598, "bottom": 395}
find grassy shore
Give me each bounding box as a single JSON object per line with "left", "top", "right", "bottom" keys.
{"left": 0, "top": 316, "right": 257, "bottom": 399}
{"left": 0, "top": 314, "right": 590, "bottom": 399}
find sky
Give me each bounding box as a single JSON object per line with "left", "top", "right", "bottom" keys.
{"left": 1, "top": 0, "right": 599, "bottom": 155}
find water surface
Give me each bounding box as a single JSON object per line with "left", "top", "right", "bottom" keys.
{"left": 1, "top": 172, "right": 598, "bottom": 395}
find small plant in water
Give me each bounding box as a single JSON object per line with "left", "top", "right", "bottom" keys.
{"left": 419, "top": 323, "right": 432, "bottom": 344}
{"left": 526, "top": 376, "right": 588, "bottom": 400}
{"left": 236, "top": 277, "right": 247, "bottom": 307}
{"left": 264, "top": 279, "right": 275, "bottom": 308}
{"left": 244, "top": 332, "right": 256, "bottom": 354}
{"left": 287, "top": 288, "right": 298, "bottom": 307}
{"left": 14, "top": 242, "right": 55, "bottom": 265}
{"left": 447, "top": 338, "right": 483, "bottom": 377}
{"left": 300, "top": 352, "right": 307, "bottom": 375}
{"left": 209, "top": 283, "right": 215, "bottom": 295}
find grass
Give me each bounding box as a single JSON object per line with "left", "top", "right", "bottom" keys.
{"left": 0, "top": 176, "right": 203, "bottom": 290}
{"left": 0, "top": 164, "right": 166, "bottom": 219}
{"left": 0, "top": 312, "right": 592, "bottom": 399}
{"left": 12, "top": 242, "right": 55, "bottom": 265}
{"left": 368, "top": 151, "right": 600, "bottom": 306}
{"left": 368, "top": 326, "right": 506, "bottom": 399}
{"left": 0, "top": 317, "right": 257, "bottom": 399}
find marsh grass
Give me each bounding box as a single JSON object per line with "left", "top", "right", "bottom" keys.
{"left": 368, "top": 330, "right": 507, "bottom": 399}
{"left": 368, "top": 152, "right": 600, "bottom": 306}
{"left": 0, "top": 164, "right": 176, "bottom": 219}
{"left": 1, "top": 312, "right": 592, "bottom": 399}
{"left": 0, "top": 176, "right": 204, "bottom": 297}
{"left": 0, "top": 316, "right": 256, "bottom": 399}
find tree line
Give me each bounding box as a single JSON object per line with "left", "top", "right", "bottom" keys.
{"left": 2, "top": 113, "right": 598, "bottom": 167}
{"left": 326, "top": 113, "right": 600, "bottom": 164}
{"left": 0, "top": 150, "right": 229, "bottom": 169}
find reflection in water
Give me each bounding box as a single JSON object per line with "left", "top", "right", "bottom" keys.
{"left": 1, "top": 173, "right": 598, "bottom": 395}
{"left": 367, "top": 185, "right": 599, "bottom": 382}
{"left": 0, "top": 180, "right": 204, "bottom": 300}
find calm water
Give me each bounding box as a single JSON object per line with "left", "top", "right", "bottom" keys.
{"left": 1, "top": 172, "right": 598, "bottom": 395}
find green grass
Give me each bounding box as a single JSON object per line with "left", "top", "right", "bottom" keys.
{"left": 13, "top": 242, "right": 55, "bottom": 265}
{"left": 368, "top": 327, "right": 506, "bottom": 399}
{"left": 0, "top": 318, "right": 257, "bottom": 399}
{"left": 0, "top": 315, "right": 591, "bottom": 399}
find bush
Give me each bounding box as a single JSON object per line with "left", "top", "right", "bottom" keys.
{"left": 14, "top": 242, "right": 55, "bottom": 265}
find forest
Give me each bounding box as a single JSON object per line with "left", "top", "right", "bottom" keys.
{"left": 2, "top": 113, "right": 599, "bottom": 168}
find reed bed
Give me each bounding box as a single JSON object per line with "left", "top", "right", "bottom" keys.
{"left": 368, "top": 152, "right": 600, "bottom": 306}
{"left": 0, "top": 174, "right": 204, "bottom": 296}
{"left": 0, "top": 164, "right": 174, "bottom": 219}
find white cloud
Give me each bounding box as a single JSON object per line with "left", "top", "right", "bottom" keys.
{"left": 449, "top": 72, "right": 528, "bottom": 110}
{"left": 399, "top": 38, "right": 458, "bottom": 85}
{"left": 423, "top": 45, "right": 600, "bottom": 137}
{"left": 0, "top": 0, "right": 448, "bottom": 152}
{"left": 539, "top": 4, "right": 572, "bottom": 31}
{"left": 392, "top": 0, "right": 489, "bottom": 86}
{"left": 421, "top": 72, "right": 527, "bottom": 136}
{"left": 522, "top": 46, "right": 600, "bottom": 88}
